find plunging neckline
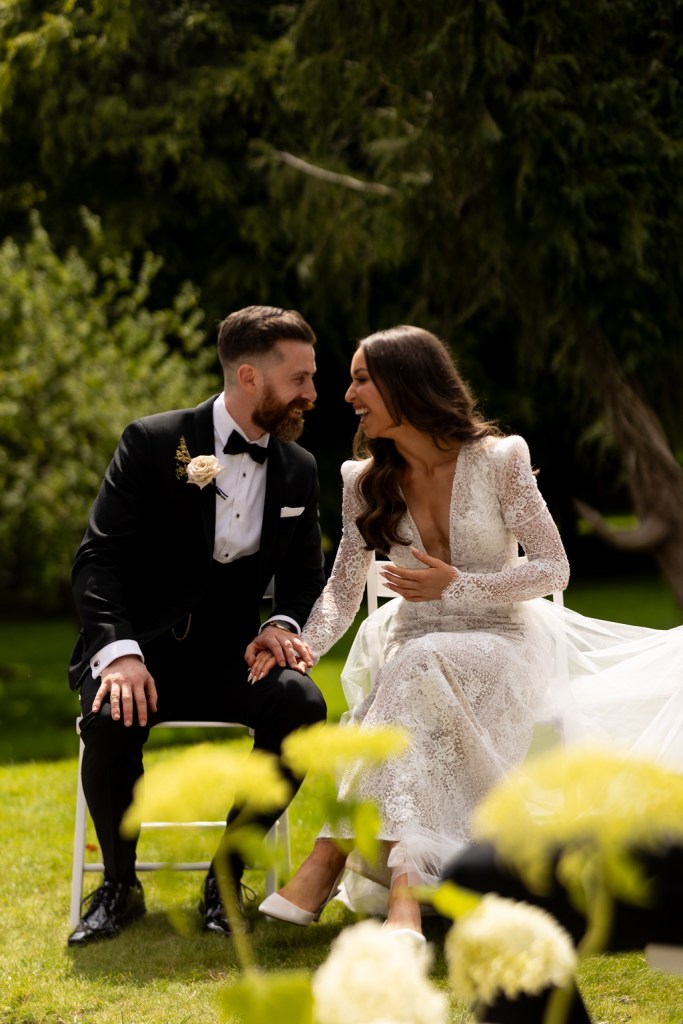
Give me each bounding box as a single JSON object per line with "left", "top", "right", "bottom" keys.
{"left": 398, "top": 442, "right": 471, "bottom": 562}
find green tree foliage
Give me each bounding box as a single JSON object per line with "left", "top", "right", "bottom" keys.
{"left": 0, "top": 212, "right": 216, "bottom": 610}
{"left": 271, "top": 0, "right": 683, "bottom": 413}
{"left": 264, "top": 0, "right": 683, "bottom": 603}
{"left": 0, "top": 0, "right": 295, "bottom": 322}
{"left": 2, "top": 1, "right": 683, "bottom": 601}
{"left": 0, "top": 1, "right": 362, "bottom": 552}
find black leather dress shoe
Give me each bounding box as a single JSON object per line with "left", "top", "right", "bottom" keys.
{"left": 200, "top": 875, "right": 251, "bottom": 935}
{"left": 68, "top": 880, "right": 146, "bottom": 947}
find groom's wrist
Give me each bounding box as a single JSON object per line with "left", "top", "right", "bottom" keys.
{"left": 259, "top": 617, "right": 300, "bottom": 635}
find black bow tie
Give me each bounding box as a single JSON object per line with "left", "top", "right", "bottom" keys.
{"left": 223, "top": 430, "right": 269, "bottom": 464}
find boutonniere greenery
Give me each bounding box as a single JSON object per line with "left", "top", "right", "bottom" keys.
{"left": 175, "top": 436, "right": 192, "bottom": 479}
{"left": 175, "top": 435, "right": 224, "bottom": 493}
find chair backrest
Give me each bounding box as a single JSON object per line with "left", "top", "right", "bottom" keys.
{"left": 366, "top": 559, "right": 396, "bottom": 615}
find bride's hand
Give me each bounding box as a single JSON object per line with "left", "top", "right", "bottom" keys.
{"left": 380, "top": 549, "right": 458, "bottom": 602}
{"left": 247, "top": 650, "right": 277, "bottom": 683}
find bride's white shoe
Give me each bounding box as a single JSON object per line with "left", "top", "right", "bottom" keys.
{"left": 384, "top": 927, "right": 427, "bottom": 947}
{"left": 258, "top": 873, "right": 344, "bottom": 926}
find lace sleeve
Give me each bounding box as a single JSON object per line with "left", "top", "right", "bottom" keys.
{"left": 301, "top": 461, "right": 375, "bottom": 659}
{"left": 443, "top": 436, "right": 569, "bottom": 607}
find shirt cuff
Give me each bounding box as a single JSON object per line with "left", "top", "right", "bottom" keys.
{"left": 90, "top": 640, "right": 144, "bottom": 678}
{"left": 259, "top": 615, "right": 301, "bottom": 636}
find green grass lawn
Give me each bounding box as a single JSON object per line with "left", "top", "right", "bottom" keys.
{"left": 562, "top": 575, "right": 682, "bottom": 630}
{"left": 1, "top": 575, "right": 682, "bottom": 1022}
{"left": 2, "top": 748, "right": 683, "bottom": 1023}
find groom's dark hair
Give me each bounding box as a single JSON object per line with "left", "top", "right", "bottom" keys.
{"left": 217, "top": 305, "right": 316, "bottom": 373}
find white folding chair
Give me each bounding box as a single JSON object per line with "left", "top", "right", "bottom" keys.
{"left": 365, "top": 558, "right": 397, "bottom": 617}
{"left": 70, "top": 719, "right": 291, "bottom": 928}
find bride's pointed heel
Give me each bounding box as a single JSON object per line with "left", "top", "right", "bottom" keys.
{"left": 258, "top": 891, "right": 318, "bottom": 926}
{"left": 258, "top": 869, "right": 344, "bottom": 927}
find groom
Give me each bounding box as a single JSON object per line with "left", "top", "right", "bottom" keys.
{"left": 68, "top": 305, "right": 327, "bottom": 947}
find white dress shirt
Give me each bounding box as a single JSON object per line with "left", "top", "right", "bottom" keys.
{"left": 89, "top": 395, "right": 297, "bottom": 679}
{"left": 212, "top": 396, "right": 268, "bottom": 563}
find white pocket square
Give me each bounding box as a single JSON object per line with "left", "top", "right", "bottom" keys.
{"left": 280, "top": 506, "right": 305, "bottom": 518}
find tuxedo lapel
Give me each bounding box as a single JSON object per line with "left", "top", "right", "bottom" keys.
{"left": 192, "top": 396, "right": 218, "bottom": 556}
{"left": 258, "top": 440, "right": 284, "bottom": 575}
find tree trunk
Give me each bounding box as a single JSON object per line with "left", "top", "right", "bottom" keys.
{"left": 575, "top": 331, "right": 683, "bottom": 614}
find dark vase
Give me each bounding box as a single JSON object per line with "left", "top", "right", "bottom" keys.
{"left": 474, "top": 984, "right": 591, "bottom": 1024}
{"left": 474, "top": 988, "right": 554, "bottom": 1024}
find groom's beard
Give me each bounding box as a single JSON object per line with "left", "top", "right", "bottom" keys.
{"left": 253, "top": 386, "right": 314, "bottom": 443}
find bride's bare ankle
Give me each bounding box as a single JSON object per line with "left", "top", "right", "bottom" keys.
{"left": 385, "top": 904, "right": 423, "bottom": 932}
{"left": 277, "top": 841, "right": 346, "bottom": 912}
{"left": 387, "top": 873, "right": 422, "bottom": 932}
{"left": 312, "top": 839, "right": 347, "bottom": 871}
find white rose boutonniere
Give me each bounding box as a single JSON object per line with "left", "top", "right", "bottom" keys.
{"left": 186, "top": 454, "right": 223, "bottom": 489}
{"left": 175, "top": 436, "right": 225, "bottom": 495}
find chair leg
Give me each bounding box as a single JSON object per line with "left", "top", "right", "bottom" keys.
{"left": 265, "top": 818, "right": 278, "bottom": 897}
{"left": 70, "top": 719, "right": 293, "bottom": 916}
{"left": 70, "top": 738, "right": 88, "bottom": 929}
{"left": 280, "top": 809, "right": 291, "bottom": 877}
{"left": 263, "top": 810, "right": 291, "bottom": 896}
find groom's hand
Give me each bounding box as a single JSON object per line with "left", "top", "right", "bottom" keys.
{"left": 244, "top": 627, "right": 314, "bottom": 683}
{"left": 93, "top": 655, "right": 158, "bottom": 727}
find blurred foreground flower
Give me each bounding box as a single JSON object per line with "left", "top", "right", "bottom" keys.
{"left": 312, "top": 919, "right": 447, "bottom": 1024}
{"left": 220, "top": 969, "right": 313, "bottom": 1024}
{"left": 121, "top": 742, "right": 289, "bottom": 837}
{"left": 472, "top": 746, "right": 683, "bottom": 898}
{"left": 282, "top": 724, "right": 409, "bottom": 868}
{"left": 445, "top": 894, "right": 577, "bottom": 1007}
{"left": 282, "top": 722, "right": 409, "bottom": 778}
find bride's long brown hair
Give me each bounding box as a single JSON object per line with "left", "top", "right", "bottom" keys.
{"left": 352, "top": 326, "right": 500, "bottom": 553}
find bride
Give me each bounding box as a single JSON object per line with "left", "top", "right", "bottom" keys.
{"left": 250, "top": 324, "right": 683, "bottom": 940}
{"left": 249, "top": 324, "right": 570, "bottom": 940}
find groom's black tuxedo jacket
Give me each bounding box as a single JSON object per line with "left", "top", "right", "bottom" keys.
{"left": 68, "top": 395, "right": 326, "bottom": 691}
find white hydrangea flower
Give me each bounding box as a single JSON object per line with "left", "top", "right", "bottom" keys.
{"left": 446, "top": 894, "right": 577, "bottom": 1007}
{"left": 312, "top": 919, "right": 447, "bottom": 1024}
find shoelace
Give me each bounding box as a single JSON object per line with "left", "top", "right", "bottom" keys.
{"left": 81, "top": 880, "right": 130, "bottom": 912}
{"left": 206, "top": 876, "right": 257, "bottom": 907}
{"left": 241, "top": 882, "right": 257, "bottom": 904}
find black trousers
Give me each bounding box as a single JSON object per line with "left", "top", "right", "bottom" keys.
{"left": 443, "top": 841, "right": 683, "bottom": 1023}
{"left": 78, "top": 558, "right": 327, "bottom": 886}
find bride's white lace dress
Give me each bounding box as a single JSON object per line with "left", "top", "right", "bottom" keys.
{"left": 301, "top": 435, "right": 683, "bottom": 910}
{"left": 301, "top": 435, "right": 571, "bottom": 905}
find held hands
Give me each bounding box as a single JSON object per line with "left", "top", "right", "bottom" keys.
{"left": 244, "top": 625, "right": 315, "bottom": 685}
{"left": 92, "top": 655, "right": 158, "bottom": 727}
{"left": 380, "top": 548, "right": 458, "bottom": 601}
